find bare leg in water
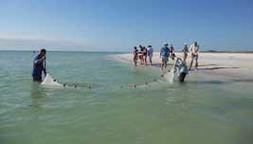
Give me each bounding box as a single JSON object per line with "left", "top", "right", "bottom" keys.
{"left": 189, "top": 55, "right": 198, "bottom": 70}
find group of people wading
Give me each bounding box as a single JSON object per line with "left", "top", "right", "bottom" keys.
{"left": 133, "top": 45, "right": 154, "bottom": 66}
{"left": 132, "top": 41, "right": 200, "bottom": 71}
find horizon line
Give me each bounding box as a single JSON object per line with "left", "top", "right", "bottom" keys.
{"left": 0, "top": 49, "right": 253, "bottom": 53}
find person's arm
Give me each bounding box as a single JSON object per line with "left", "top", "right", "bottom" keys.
{"left": 33, "top": 56, "right": 45, "bottom": 65}
{"left": 189, "top": 45, "right": 193, "bottom": 55}
{"left": 196, "top": 45, "right": 200, "bottom": 54}
{"left": 43, "top": 57, "right": 47, "bottom": 75}
{"left": 43, "top": 66, "right": 47, "bottom": 75}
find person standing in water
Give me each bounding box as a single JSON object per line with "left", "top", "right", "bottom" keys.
{"left": 32, "top": 48, "right": 47, "bottom": 82}
{"left": 170, "top": 44, "right": 176, "bottom": 60}
{"left": 189, "top": 41, "right": 200, "bottom": 71}
{"left": 147, "top": 45, "right": 154, "bottom": 65}
{"left": 133, "top": 46, "right": 138, "bottom": 66}
{"left": 182, "top": 43, "right": 189, "bottom": 62}
{"left": 160, "top": 43, "right": 170, "bottom": 70}
{"left": 138, "top": 45, "right": 144, "bottom": 65}
{"left": 143, "top": 46, "right": 148, "bottom": 65}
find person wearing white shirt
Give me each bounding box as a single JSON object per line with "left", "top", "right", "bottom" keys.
{"left": 189, "top": 41, "right": 200, "bottom": 70}
{"left": 147, "top": 45, "right": 154, "bottom": 65}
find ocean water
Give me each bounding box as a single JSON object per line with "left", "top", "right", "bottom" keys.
{"left": 0, "top": 51, "right": 252, "bottom": 144}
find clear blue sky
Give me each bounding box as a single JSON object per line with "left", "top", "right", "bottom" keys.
{"left": 0, "top": 0, "right": 252, "bottom": 51}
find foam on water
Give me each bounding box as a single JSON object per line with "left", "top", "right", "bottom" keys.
{"left": 41, "top": 74, "right": 63, "bottom": 87}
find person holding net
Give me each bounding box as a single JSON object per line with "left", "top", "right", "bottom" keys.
{"left": 32, "top": 48, "right": 47, "bottom": 82}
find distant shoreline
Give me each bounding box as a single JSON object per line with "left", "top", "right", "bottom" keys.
{"left": 0, "top": 49, "right": 253, "bottom": 53}
{"left": 0, "top": 50, "right": 124, "bottom": 53}
{"left": 111, "top": 52, "right": 253, "bottom": 79}
{"left": 200, "top": 50, "right": 253, "bottom": 53}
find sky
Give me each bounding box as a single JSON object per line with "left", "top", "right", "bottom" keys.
{"left": 0, "top": 0, "right": 252, "bottom": 51}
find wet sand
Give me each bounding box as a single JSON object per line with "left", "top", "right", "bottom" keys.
{"left": 111, "top": 52, "right": 253, "bottom": 81}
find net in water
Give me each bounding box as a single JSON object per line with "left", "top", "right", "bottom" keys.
{"left": 41, "top": 74, "right": 63, "bottom": 87}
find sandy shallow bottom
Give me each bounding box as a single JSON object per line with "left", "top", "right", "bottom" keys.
{"left": 1, "top": 51, "right": 253, "bottom": 144}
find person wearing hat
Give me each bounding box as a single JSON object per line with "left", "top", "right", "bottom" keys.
{"left": 32, "top": 48, "right": 47, "bottom": 82}
{"left": 182, "top": 43, "right": 189, "bottom": 62}
{"left": 189, "top": 41, "right": 200, "bottom": 71}
{"left": 160, "top": 43, "right": 170, "bottom": 70}
{"left": 147, "top": 45, "right": 154, "bottom": 65}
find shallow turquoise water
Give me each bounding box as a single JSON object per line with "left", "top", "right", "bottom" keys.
{"left": 0, "top": 51, "right": 252, "bottom": 144}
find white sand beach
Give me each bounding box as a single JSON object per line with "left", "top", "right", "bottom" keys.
{"left": 112, "top": 52, "right": 253, "bottom": 80}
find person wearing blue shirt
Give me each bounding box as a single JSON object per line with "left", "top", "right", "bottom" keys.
{"left": 160, "top": 43, "right": 170, "bottom": 70}
{"left": 32, "top": 49, "right": 47, "bottom": 82}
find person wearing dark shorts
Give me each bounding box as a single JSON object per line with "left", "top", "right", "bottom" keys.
{"left": 170, "top": 44, "right": 176, "bottom": 60}
{"left": 160, "top": 43, "right": 170, "bottom": 70}
{"left": 182, "top": 43, "right": 189, "bottom": 62}
{"left": 32, "top": 49, "right": 47, "bottom": 82}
